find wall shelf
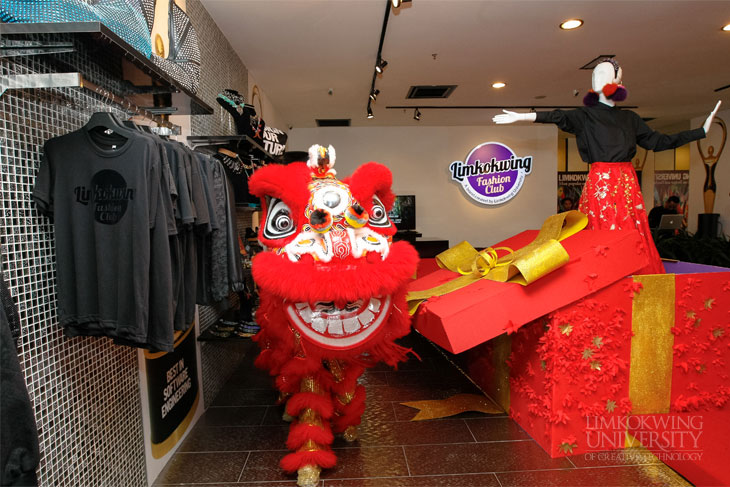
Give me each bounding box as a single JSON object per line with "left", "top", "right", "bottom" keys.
{"left": 0, "top": 21, "right": 214, "bottom": 116}
{"left": 187, "top": 134, "right": 278, "bottom": 161}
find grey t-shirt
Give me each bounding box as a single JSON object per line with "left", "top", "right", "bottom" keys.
{"left": 33, "top": 127, "right": 175, "bottom": 351}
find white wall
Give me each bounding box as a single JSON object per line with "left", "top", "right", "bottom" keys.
{"left": 288, "top": 125, "right": 557, "bottom": 247}
{"left": 247, "top": 72, "right": 288, "bottom": 134}
{"left": 689, "top": 108, "right": 730, "bottom": 236}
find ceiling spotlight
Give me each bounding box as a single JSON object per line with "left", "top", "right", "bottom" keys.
{"left": 367, "top": 103, "right": 374, "bottom": 119}
{"left": 723, "top": 23, "right": 730, "bottom": 31}
{"left": 492, "top": 82, "right": 506, "bottom": 89}
{"left": 369, "top": 89, "right": 380, "bottom": 101}
{"left": 560, "top": 19, "right": 583, "bottom": 30}
{"left": 392, "top": 0, "right": 411, "bottom": 8}
{"left": 375, "top": 58, "right": 388, "bottom": 74}
{"left": 413, "top": 108, "right": 421, "bottom": 121}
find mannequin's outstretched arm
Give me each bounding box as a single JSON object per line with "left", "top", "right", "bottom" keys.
{"left": 492, "top": 110, "right": 537, "bottom": 124}
{"left": 703, "top": 101, "right": 722, "bottom": 134}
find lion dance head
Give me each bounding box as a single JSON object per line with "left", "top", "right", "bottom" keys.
{"left": 249, "top": 145, "right": 419, "bottom": 486}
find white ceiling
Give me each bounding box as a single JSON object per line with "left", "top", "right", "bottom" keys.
{"left": 201, "top": 0, "right": 730, "bottom": 129}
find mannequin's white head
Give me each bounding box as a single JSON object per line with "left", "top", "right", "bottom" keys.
{"left": 592, "top": 61, "right": 622, "bottom": 92}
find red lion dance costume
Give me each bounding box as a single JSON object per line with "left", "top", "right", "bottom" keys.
{"left": 249, "top": 145, "right": 419, "bottom": 486}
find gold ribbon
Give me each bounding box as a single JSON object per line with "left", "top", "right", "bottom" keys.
{"left": 629, "top": 275, "right": 675, "bottom": 414}
{"left": 407, "top": 210, "right": 588, "bottom": 315}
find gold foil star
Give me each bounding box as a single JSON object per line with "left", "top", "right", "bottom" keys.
{"left": 590, "top": 360, "right": 602, "bottom": 371}
{"left": 694, "top": 318, "right": 702, "bottom": 328}
{"left": 606, "top": 399, "right": 617, "bottom": 412}
{"left": 704, "top": 298, "right": 715, "bottom": 310}
{"left": 686, "top": 310, "right": 696, "bottom": 319}
{"left": 713, "top": 328, "right": 725, "bottom": 338}
{"left": 593, "top": 336, "right": 604, "bottom": 348}
{"left": 401, "top": 393, "right": 503, "bottom": 421}
{"left": 582, "top": 348, "right": 594, "bottom": 359}
{"left": 560, "top": 324, "right": 573, "bottom": 335}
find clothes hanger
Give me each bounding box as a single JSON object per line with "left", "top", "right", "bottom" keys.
{"left": 218, "top": 147, "right": 239, "bottom": 158}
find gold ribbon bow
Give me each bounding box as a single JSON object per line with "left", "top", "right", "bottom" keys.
{"left": 407, "top": 210, "right": 588, "bottom": 315}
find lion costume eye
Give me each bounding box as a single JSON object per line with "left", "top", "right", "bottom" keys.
{"left": 264, "top": 198, "right": 296, "bottom": 239}
{"left": 368, "top": 195, "right": 391, "bottom": 228}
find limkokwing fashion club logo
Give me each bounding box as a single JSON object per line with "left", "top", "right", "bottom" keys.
{"left": 450, "top": 142, "right": 533, "bottom": 205}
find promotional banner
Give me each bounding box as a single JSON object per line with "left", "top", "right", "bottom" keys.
{"left": 557, "top": 172, "right": 588, "bottom": 212}
{"left": 139, "top": 320, "right": 204, "bottom": 484}
{"left": 450, "top": 142, "right": 533, "bottom": 205}
{"left": 653, "top": 170, "right": 689, "bottom": 222}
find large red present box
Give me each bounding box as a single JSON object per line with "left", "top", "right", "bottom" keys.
{"left": 408, "top": 226, "right": 730, "bottom": 486}
{"left": 463, "top": 266, "right": 730, "bottom": 487}
{"left": 409, "top": 227, "right": 649, "bottom": 354}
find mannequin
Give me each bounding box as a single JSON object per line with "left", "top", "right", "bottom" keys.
{"left": 493, "top": 59, "right": 721, "bottom": 274}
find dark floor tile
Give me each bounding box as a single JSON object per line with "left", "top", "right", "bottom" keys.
{"left": 363, "top": 384, "right": 457, "bottom": 402}
{"left": 360, "top": 401, "right": 397, "bottom": 424}
{"left": 405, "top": 440, "right": 572, "bottom": 475}
{"left": 238, "top": 450, "right": 296, "bottom": 483}
{"left": 179, "top": 425, "right": 289, "bottom": 452}
{"left": 224, "top": 368, "right": 275, "bottom": 389}
{"left": 385, "top": 370, "right": 475, "bottom": 390}
{"left": 357, "top": 370, "right": 388, "bottom": 386}
{"left": 568, "top": 447, "right": 662, "bottom": 467}
{"left": 211, "top": 387, "right": 279, "bottom": 407}
{"left": 261, "top": 404, "right": 290, "bottom": 426}
{"left": 336, "top": 419, "right": 474, "bottom": 447}
{"left": 496, "top": 464, "right": 691, "bottom": 486}
{"left": 153, "top": 452, "right": 248, "bottom": 484}
{"left": 198, "top": 406, "right": 268, "bottom": 427}
{"left": 321, "top": 446, "right": 410, "bottom": 479}
{"left": 464, "top": 417, "right": 532, "bottom": 442}
{"left": 323, "top": 473, "right": 500, "bottom": 486}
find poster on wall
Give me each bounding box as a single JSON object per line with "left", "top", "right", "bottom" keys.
{"left": 138, "top": 320, "right": 205, "bottom": 484}
{"left": 557, "top": 172, "right": 588, "bottom": 212}
{"left": 654, "top": 170, "right": 690, "bottom": 224}
{"left": 449, "top": 142, "right": 533, "bottom": 205}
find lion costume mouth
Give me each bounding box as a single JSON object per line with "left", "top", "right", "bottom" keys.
{"left": 286, "top": 296, "right": 392, "bottom": 350}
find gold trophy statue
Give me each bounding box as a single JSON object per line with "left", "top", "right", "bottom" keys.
{"left": 696, "top": 116, "right": 726, "bottom": 237}
{"left": 697, "top": 117, "right": 726, "bottom": 213}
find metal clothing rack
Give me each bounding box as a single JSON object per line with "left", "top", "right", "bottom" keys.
{"left": 0, "top": 72, "right": 180, "bottom": 132}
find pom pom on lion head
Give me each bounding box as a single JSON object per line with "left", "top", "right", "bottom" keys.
{"left": 248, "top": 147, "right": 419, "bottom": 365}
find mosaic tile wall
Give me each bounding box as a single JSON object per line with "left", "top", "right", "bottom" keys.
{"left": 0, "top": 40, "right": 148, "bottom": 487}
{"left": 1, "top": 1, "right": 254, "bottom": 483}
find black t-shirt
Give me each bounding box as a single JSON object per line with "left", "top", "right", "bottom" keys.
{"left": 33, "top": 128, "right": 175, "bottom": 351}
{"left": 535, "top": 103, "right": 706, "bottom": 163}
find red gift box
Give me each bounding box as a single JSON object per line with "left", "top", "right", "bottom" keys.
{"left": 409, "top": 228, "right": 649, "bottom": 354}
{"left": 464, "top": 268, "right": 730, "bottom": 487}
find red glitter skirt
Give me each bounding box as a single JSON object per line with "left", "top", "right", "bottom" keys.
{"left": 578, "top": 162, "right": 664, "bottom": 275}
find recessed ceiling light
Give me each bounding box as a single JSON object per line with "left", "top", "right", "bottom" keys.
{"left": 492, "top": 82, "right": 506, "bottom": 89}
{"left": 560, "top": 19, "right": 583, "bottom": 30}
{"left": 723, "top": 23, "right": 730, "bottom": 31}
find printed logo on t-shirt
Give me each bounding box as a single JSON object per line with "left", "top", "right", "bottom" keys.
{"left": 73, "top": 170, "right": 135, "bottom": 224}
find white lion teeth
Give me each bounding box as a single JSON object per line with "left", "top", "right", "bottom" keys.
{"left": 298, "top": 306, "right": 313, "bottom": 324}
{"left": 327, "top": 317, "right": 344, "bottom": 336}
{"left": 312, "top": 316, "right": 327, "bottom": 333}
{"left": 343, "top": 317, "right": 360, "bottom": 333}
{"left": 358, "top": 309, "right": 375, "bottom": 328}
{"left": 368, "top": 297, "right": 381, "bottom": 313}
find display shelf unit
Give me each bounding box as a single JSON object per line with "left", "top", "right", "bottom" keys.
{"left": 0, "top": 21, "right": 214, "bottom": 116}
{"left": 187, "top": 134, "right": 278, "bottom": 161}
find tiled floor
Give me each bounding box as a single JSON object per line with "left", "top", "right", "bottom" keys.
{"left": 154, "top": 332, "right": 692, "bottom": 486}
